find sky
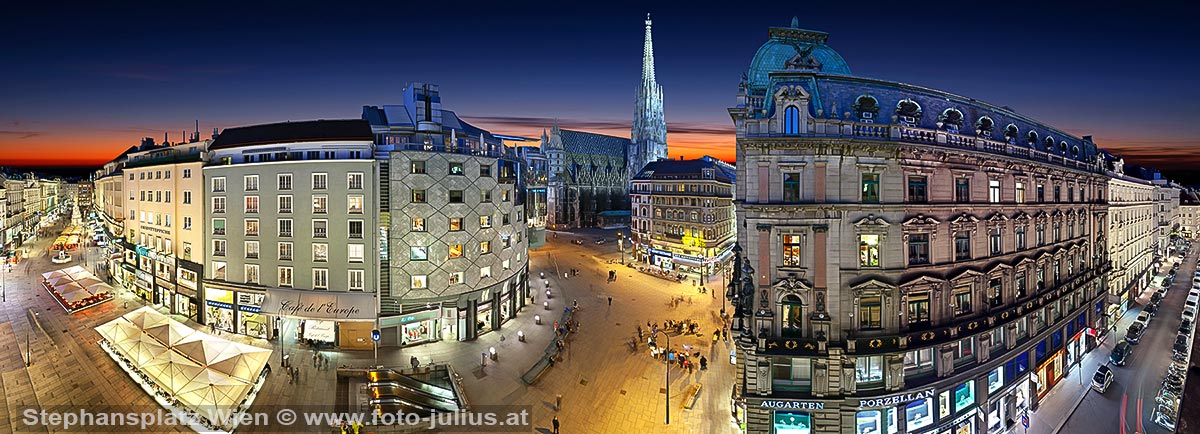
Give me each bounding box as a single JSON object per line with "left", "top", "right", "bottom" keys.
{"left": 2, "top": 0, "right": 1199, "bottom": 182}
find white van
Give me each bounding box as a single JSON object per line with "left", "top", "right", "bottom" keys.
{"left": 1187, "top": 295, "right": 1200, "bottom": 311}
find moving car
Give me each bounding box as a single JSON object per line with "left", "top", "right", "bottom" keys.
{"left": 1137, "top": 311, "right": 1152, "bottom": 328}
{"left": 1092, "top": 365, "right": 1114, "bottom": 393}
{"left": 1110, "top": 340, "right": 1133, "bottom": 366}
{"left": 1127, "top": 322, "right": 1146, "bottom": 344}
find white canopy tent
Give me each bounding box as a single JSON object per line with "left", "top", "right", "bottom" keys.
{"left": 41, "top": 266, "right": 115, "bottom": 313}
{"left": 95, "top": 307, "right": 272, "bottom": 430}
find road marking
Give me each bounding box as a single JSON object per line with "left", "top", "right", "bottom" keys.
{"left": 1137, "top": 396, "right": 1145, "bottom": 434}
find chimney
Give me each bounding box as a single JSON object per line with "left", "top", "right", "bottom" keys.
{"left": 164, "top": 132, "right": 168, "bottom": 144}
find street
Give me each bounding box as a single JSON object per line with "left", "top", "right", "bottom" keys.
{"left": 1048, "top": 245, "right": 1198, "bottom": 434}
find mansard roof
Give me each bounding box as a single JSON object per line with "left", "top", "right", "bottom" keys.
{"left": 558, "top": 130, "right": 631, "bottom": 159}
{"left": 209, "top": 119, "right": 373, "bottom": 150}
{"left": 633, "top": 156, "right": 735, "bottom": 183}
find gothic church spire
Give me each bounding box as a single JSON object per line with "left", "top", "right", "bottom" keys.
{"left": 629, "top": 13, "right": 668, "bottom": 183}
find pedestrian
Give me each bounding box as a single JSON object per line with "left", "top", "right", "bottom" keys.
{"left": 713, "top": 330, "right": 720, "bottom": 344}
{"left": 722, "top": 328, "right": 729, "bottom": 342}
{"left": 700, "top": 356, "right": 708, "bottom": 370}
{"left": 556, "top": 393, "right": 563, "bottom": 410}
{"left": 637, "top": 325, "right": 643, "bottom": 337}
{"left": 411, "top": 356, "right": 420, "bottom": 370}
{"left": 608, "top": 296, "right": 612, "bottom": 306}
{"left": 552, "top": 415, "right": 560, "bottom": 434}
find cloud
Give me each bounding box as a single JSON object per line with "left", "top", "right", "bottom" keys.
{"left": 0, "top": 130, "right": 42, "bottom": 139}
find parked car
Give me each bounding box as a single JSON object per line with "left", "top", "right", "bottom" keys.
{"left": 1127, "top": 322, "right": 1146, "bottom": 344}
{"left": 1145, "top": 303, "right": 1158, "bottom": 317}
{"left": 1110, "top": 340, "right": 1133, "bottom": 366}
{"left": 1151, "top": 292, "right": 1164, "bottom": 305}
{"left": 1184, "top": 307, "right": 1196, "bottom": 323}
{"left": 1180, "top": 319, "right": 1193, "bottom": 335}
{"left": 1137, "top": 312, "right": 1152, "bottom": 328}
{"left": 1174, "top": 334, "right": 1190, "bottom": 354}
{"left": 1092, "top": 365, "right": 1114, "bottom": 393}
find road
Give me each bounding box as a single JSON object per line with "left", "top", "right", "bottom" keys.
{"left": 1059, "top": 246, "right": 1198, "bottom": 434}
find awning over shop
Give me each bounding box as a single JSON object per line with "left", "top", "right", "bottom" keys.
{"left": 260, "top": 287, "right": 377, "bottom": 321}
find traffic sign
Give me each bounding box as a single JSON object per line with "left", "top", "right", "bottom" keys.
{"left": 371, "top": 329, "right": 380, "bottom": 342}
{"left": 1021, "top": 414, "right": 1029, "bottom": 429}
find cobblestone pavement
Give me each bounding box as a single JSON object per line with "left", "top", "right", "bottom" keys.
{"left": 0, "top": 225, "right": 738, "bottom": 433}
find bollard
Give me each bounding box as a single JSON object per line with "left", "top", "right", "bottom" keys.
{"left": 535, "top": 315, "right": 542, "bottom": 325}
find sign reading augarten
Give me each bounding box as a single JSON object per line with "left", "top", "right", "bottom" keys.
{"left": 760, "top": 401, "right": 826, "bottom": 410}
{"left": 857, "top": 389, "right": 935, "bottom": 408}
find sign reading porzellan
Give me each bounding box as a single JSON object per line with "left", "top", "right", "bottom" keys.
{"left": 260, "top": 288, "right": 377, "bottom": 321}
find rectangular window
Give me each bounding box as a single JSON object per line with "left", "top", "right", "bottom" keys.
{"left": 183, "top": 169, "right": 191, "bottom": 178}
{"left": 859, "top": 234, "right": 881, "bottom": 267}
{"left": 411, "top": 218, "right": 425, "bottom": 231}
{"left": 313, "top": 268, "right": 329, "bottom": 289}
{"left": 480, "top": 266, "right": 492, "bottom": 278}
{"left": 410, "top": 246, "right": 428, "bottom": 261}
{"left": 244, "top": 175, "right": 259, "bottom": 192}
{"left": 347, "top": 172, "right": 364, "bottom": 190}
{"left": 861, "top": 173, "right": 880, "bottom": 203}
{"left": 783, "top": 173, "right": 801, "bottom": 203}
{"left": 856, "top": 356, "right": 884, "bottom": 385}
{"left": 990, "top": 231, "right": 1002, "bottom": 255}
{"left": 1054, "top": 185, "right": 1061, "bottom": 202}
{"left": 312, "top": 173, "right": 328, "bottom": 190}
{"left": 278, "top": 173, "right": 292, "bottom": 190}
{"left": 349, "top": 270, "right": 365, "bottom": 290}
{"left": 859, "top": 295, "right": 882, "bottom": 329}
{"left": 348, "top": 220, "right": 364, "bottom": 239}
{"left": 1016, "top": 227, "right": 1027, "bottom": 250}
{"left": 908, "top": 233, "right": 930, "bottom": 265}
{"left": 907, "top": 175, "right": 928, "bottom": 203}
{"left": 347, "top": 195, "right": 363, "bottom": 214}
{"left": 412, "top": 189, "right": 426, "bottom": 203}
{"left": 244, "top": 219, "right": 259, "bottom": 236}
{"left": 411, "top": 161, "right": 426, "bottom": 174}
{"left": 348, "top": 244, "right": 364, "bottom": 263}
{"left": 245, "top": 196, "right": 259, "bottom": 213}
{"left": 449, "top": 244, "right": 464, "bottom": 258}
{"left": 782, "top": 235, "right": 802, "bottom": 267}
{"left": 278, "top": 218, "right": 293, "bottom": 237}
{"left": 211, "top": 177, "right": 226, "bottom": 193}
{"left": 954, "top": 286, "right": 973, "bottom": 316}
{"left": 278, "top": 267, "right": 293, "bottom": 287}
{"left": 1015, "top": 272, "right": 1027, "bottom": 298}
{"left": 212, "top": 197, "right": 226, "bottom": 213}
{"left": 1016, "top": 182, "right": 1026, "bottom": 203}
{"left": 989, "top": 180, "right": 1001, "bottom": 203}
{"left": 212, "top": 239, "right": 226, "bottom": 257}
{"left": 183, "top": 217, "right": 192, "bottom": 230}
{"left": 1036, "top": 226, "right": 1045, "bottom": 246}
{"left": 449, "top": 190, "right": 464, "bottom": 203}
{"left": 449, "top": 162, "right": 464, "bottom": 175}
{"left": 312, "top": 195, "right": 328, "bottom": 214}
{"left": 278, "top": 242, "right": 293, "bottom": 261}
{"left": 480, "top": 241, "right": 491, "bottom": 254}
{"left": 411, "top": 275, "right": 427, "bottom": 289}
{"left": 480, "top": 165, "right": 491, "bottom": 177}
{"left": 1036, "top": 184, "right": 1045, "bottom": 202}
{"left": 908, "top": 293, "right": 931, "bottom": 325}
{"left": 212, "top": 262, "right": 226, "bottom": 280}
{"left": 954, "top": 232, "right": 972, "bottom": 261}
{"left": 480, "top": 215, "right": 492, "bottom": 228}
{"left": 312, "top": 243, "right": 329, "bottom": 262}
{"left": 481, "top": 190, "right": 492, "bottom": 203}
{"left": 277, "top": 195, "right": 293, "bottom": 213}
{"left": 245, "top": 241, "right": 259, "bottom": 259}
{"left": 449, "top": 272, "right": 464, "bottom": 285}
{"left": 212, "top": 218, "right": 226, "bottom": 235}
{"left": 449, "top": 218, "right": 463, "bottom": 231}
{"left": 183, "top": 190, "right": 192, "bottom": 204}
{"left": 313, "top": 220, "right": 328, "bottom": 238}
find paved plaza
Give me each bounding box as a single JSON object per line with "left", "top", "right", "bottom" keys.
{"left": 0, "top": 226, "right": 739, "bottom": 433}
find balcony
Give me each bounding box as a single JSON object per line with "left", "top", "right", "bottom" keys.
{"left": 745, "top": 120, "right": 1103, "bottom": 174}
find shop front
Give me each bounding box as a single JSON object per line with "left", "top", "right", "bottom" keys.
{"left": 175, "top": 262, "right": 202, "bottom": 321}
{"left": 648, "top": 248, "right": 673, "bottom": 270}
{"left": 259, "top": 287, "right": 377, "bottom": 350}
{"left": 237, "top": 292, "right": 268, "bottom": 338}
{"left": 204, "top": 286, "right": 237, "bottom": 333}
{"left": 134, "top": 269, "right": 154, "bottom": 302}
{"left": 379, "top": 309, "right": 440, "bottom": 346}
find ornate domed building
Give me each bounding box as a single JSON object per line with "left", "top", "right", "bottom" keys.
{"left": 727, "top": 18, "right": 1112, "bottom": 434}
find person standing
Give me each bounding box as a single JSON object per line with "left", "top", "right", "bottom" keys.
{"left": 552, "top": 415, "right": 560, "bottom": 434}
{"left": 608, "top": 296, "right": 612, "bottom": 306}
{"left": 556, "top": 393, "right": 563, "bottom": 410}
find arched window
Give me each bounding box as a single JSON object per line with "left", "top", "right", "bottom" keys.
{"left": 1027, "top": 130, "right": 1039, "bottom": 145}
{"left": 1071, "top": 146, "right": 1080, "bottom": 159}
{"left": 939, "top": 108, "right": 964, "bottom": 127}
{"left": 976, "top": 116, "right": 994, "bottom": 135}
{"left": 1059, "top": 141, "right": 1068, "bottom": 154}
{"left": 784, "top": 106, "right": 800, "bottom": 135}
{"left": 896, "top": 99, "right": 923, "bottom": 125}
{"left": 781, "top": 294, "right": 804, "bottom": 337}
{"left": 854, "top": 94, "right": 880, "bottom": 121}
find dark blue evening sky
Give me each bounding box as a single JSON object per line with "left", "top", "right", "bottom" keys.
{"left": 2, "top": 0, "right": 1198, "bottom": 177}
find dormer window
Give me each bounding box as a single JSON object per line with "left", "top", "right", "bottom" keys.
{"left": 975, "top": 116, "right": 994, "bottom": 137}
{"left": 1004, "top": 124, "right": 1019, "bottom": 143}
{"left": 854, "top": 95, "right": 880, "bottom": 123}
{"left": 784, "top": 106, "right": 800, "bottom": 135}
{"left": 896, "top": 99, "right": 922, "bottom": 126}
{"left": 939, "top": 108, "right": 964, "bottom": 133}
{"left": 1027, "top": 131, "right": 1039, "bottom": 146}
{"left": 1043, "top": 136, "right": 1055, "bottom": 151}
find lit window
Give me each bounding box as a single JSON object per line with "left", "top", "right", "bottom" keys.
{"left": 859, "top": 234, "right": 880, "bottom": 267}
{"left": 782, "top": 235, "right": 802, "bottom": 266}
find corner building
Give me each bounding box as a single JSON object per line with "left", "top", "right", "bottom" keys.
{"left": 363, "top": 82, "right": 529, "bottom": 344}
{"left": 730, "top": 19, "right": 1111, "bottom": 434}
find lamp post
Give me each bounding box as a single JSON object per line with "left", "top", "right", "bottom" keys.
{"left": 663, "top": 330, "right": 671, "bottom": 425}
{"left": 618, "top": 233, "right": 625, "bottom": 265}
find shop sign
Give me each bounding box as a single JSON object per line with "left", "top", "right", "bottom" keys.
{"left": 648, "top": 248, "right": 672, "bottom": 257}
{"left": 261, "top": 287, "right": 376, "bottom": 321}
{"left": 857, "top": 388, "right": 935, "bottom": 408}
{"left": 760, "top": 400, "right": 825, "bottom": 410}
{"left": 762, "top": 337, "right": 821, "bottom": 356}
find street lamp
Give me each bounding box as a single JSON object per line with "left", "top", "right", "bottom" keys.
{"left": 662, "top": 331, "right": 672, "bottom": 425}
{"left": 618, "top": 233, "right": 625, "bottom": 265}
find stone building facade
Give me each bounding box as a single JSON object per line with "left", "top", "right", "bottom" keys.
{"left": 1101, "top": 161, "right": 1156, "bottom": 320}
{"left": 728, "top": 19, "right": 1112, "bottom": 434}
{"left": 630, "top": 156, "right": 737, "bottom": 278}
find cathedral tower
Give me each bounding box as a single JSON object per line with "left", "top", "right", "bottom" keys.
{"left": 629, "top": 13, "right": 668, "bottom": 183}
